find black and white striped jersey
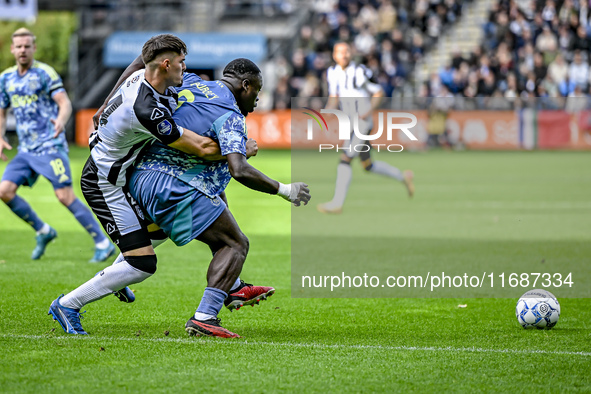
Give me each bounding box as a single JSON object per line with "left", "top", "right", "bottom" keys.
{"left": 90, "top": 69, "right": 183, "bottom": 187}
{"left": 326, "top": 62, "right": 382, "bottom": 115}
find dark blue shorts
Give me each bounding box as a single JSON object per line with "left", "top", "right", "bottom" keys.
{"left": 2, "top": 150, "right": 73, "bottom": 189}
{"left": 128, "top": 169, "right": 226, "bottom": 246}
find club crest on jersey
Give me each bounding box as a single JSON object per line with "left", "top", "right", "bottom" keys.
{"left": 157, "top": 119, "right": 173, "bottom": 135}
{"left": 151, "top": 108, "right": 164, "bottom": 120}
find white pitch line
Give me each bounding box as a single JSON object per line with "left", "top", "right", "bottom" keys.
{"left": 1, "top": 334, "right": 590, "bottom": 357}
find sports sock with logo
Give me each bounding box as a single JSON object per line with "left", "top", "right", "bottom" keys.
{"left": 60, "top": 261, "right": 152, "bottom": 310}
{"left": 369, "top": 161, "right": 404, "bottom": 181}
{"left": 194, "top": 287, "right": 228, "bottom": 320}
{"left": 6, "top": 195, "right": 44, "bottom": 231}
{"left": 67, "top": 198, "right": 108, "bottom": 244}
{"left": 230, "top": 277, "right": 242, "bottom": 292}
{"left": 331, "top": 162, "right": 352, "bottom": 207}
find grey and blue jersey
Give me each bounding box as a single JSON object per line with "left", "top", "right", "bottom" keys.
{"left": 135, "top": 73, "right": 247, "bottom": 197}
{"left": 0, "top": 61, "right": 67, "bottom": 154}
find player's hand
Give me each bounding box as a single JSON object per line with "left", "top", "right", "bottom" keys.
{"left": 277, "top": 182, "right": 310, "bottom": 206}
{"left": 51, "top": 118, "right": 66, "bottom": 138}
{"left": 0, "top": 138, "right": 13, "bottom": 161}
{"left": 92, "top": 104, "right": 106, "bottom": 130}
{"left": 246, "top": 138, "right": 258, "bottom": 158}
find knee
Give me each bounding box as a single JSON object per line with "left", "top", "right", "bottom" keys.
{"left": 125, "top": 254, "right": 158, "bottom": 275}
{"left": 55, "top": 188, "right": 75, "bottom": 206}
{"left": 0, "top": 182, "right": 16, "bottom": 203}
{"left": 362, "top": 162, "right": 373, "bottom": 171}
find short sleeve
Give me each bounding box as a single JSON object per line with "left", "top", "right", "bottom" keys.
{"left": 356, "top": 66, "right": 382, "bottom": 95}
{"left": 216, "top": 112, "right": 247, "bottom": 157}
{"left": 134, "top": 84, "right": 183, "bottom": 145}
{"left": 327, "top": 67, "right": 338, "bottom": 96}
{"left": 39, "top": 64, "right": 65, "bottom": 98}
{"left": 355, "top": 66, "right": 369, "bottom": 88}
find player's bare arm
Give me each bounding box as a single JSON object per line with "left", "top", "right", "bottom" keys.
{"left": 0, "top": 108, "right": 13, "bottom": 161}
{"left": 51, "top": 90, "right": 72, "bottom": 138}
{"left": 359, "top": 84, "right": 384, "bottom": 120}
{"left": 168, "top": 129, "right": 224, "bottom": 160}
{"left": 226, "top": 152, "right": 310, "bottom": 206}
{"left": 93, "top": 55, "right": 144, "bottom": 129}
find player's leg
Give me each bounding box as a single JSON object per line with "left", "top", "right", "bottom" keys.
{"left": 48, "top": 157, "right": 155, "bottom": 334}
{"left": 318, "top": 115, "right": 372, "bottom": 213}
{"left": 0, "top": 153, "right": 57, "bottom": 259}
{"left": 359, "top": 145, "right": 415, "bottom": 197}
{"left": 110, "top": 225, "right": 169, "bottom": 303}
{"left": 317, "top": 153, "right": 354, "bottom": 215}
{"left": 34, "top": 151, "right": 115, "bottom": 262}
{"left": 185, "top": 208, "right": 248, "bottom": 338}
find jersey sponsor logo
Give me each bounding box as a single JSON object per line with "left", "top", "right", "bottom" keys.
{"left": 10, "top": 94, "right": 38, "bottom": 108}
{"left": 58, "top": 174, "right": 70, "bottom": 183}
{"left": 157, "top": 119, "right": 173, "bottom": 136}
{"left": 150, "top": 108, "right": 164, "bottom": 120}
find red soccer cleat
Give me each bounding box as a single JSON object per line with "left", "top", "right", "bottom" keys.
{"left": 224, "top": 280, "right": 275, "bottom": 311}
{"left": 185, "top": 317, "right": 240, "bottom": 338}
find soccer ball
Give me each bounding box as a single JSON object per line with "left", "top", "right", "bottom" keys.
{"left": 515, "top": 289, "right": 560, "bottom": 329}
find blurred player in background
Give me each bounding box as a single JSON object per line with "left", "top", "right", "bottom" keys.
{"left": 0, "top": 28, "right": 114, "bottom": 262}
{"left": 317, "top": 42, "right": 414, "bottom": 214}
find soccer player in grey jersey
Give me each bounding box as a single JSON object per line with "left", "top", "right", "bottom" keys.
{"left": 317, "top": 42, "right": 415, "bottom": 214}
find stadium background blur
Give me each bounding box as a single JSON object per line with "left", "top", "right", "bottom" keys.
{"left": 1, "top": 0, "right": 591, "bottom": 151}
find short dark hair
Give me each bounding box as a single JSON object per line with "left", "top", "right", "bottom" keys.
{"left": 12, "top": 27, "right": 36, "bottom": 43}
{"left": 142, "top": 34, "right": 187, "bottom": 64}
{"left": 223, "top": 58, "right": 261, "bottom": 79}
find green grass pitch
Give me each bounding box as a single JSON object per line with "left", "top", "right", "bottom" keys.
{"left": 0, "top": 147, "right": 589, "bottom": 392}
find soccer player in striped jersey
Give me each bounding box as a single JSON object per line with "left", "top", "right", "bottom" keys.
{"left": 48, "top": 34, "right": 226, "bottom": 335}
{"left": 317, "top": 42, "right": 414, "bottom": 214}
{"left": 0, "top": 28, "right": 114, "bottom": 262}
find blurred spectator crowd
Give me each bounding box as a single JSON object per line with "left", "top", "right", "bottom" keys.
{"left": 425, "top": 0, "right": 591, "bottom": 110}
{"left": 271, "top": 0, "right": 467, "bottom": 109}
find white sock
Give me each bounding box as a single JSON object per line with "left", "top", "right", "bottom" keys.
{"left": 112, "top": 238, "right": 168, "bottom": 266}
{"left": 331, "top": 163, "right": 352, "bottom": 207}
{"left": 112, "top": 253, "right": 125, "bottom": 265}
{"left": 370, "top": 161, "right": 404, "bottom": 182}
{"left": 37, "top": 223, "right": 50, "bottom": 235}
{"left": 193, "top": 312, "right": 216, "bottom": 321}
{"left": 60, "top": 261, "right": 152, "bottom": 310}
{"left": 230, "top": 277, "right": 242, "bottom": 292}
{"left": 95, "top": 238, "right": 110, "bottom": 249}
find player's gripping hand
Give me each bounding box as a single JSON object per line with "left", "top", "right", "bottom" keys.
{"left": 246, "top": 138, "right": 258, "bottom": 158}
{"left": 0, "top": 138, "right": 13, "bottom": 161}
{"left": 277, "top": 182, "right": 311, "bottom": 207}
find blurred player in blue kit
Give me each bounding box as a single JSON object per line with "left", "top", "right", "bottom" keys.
{"left": 0, "top": 28, "right": 115, "bottom": 262}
